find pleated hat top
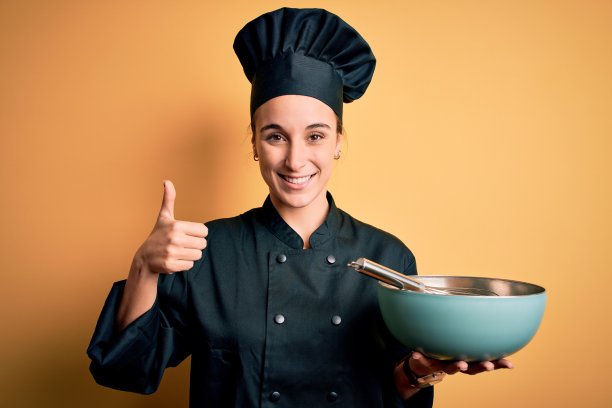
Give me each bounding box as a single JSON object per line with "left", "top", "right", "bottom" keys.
{"left": 233, "top": 7, "right": 376, "bottom": 119}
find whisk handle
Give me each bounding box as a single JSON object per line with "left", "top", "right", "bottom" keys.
{"left": 347, "top": 258, "right": 425, "bottom": 292}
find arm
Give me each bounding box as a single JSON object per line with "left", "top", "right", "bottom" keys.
{"left": 117, "top": 180, "right": 207, "bottom": 330}
{"left": 87, "top": 180, "right": 207, "bottom": 393}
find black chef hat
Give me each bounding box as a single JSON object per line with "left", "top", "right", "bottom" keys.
{"left": 233, "top": 7, "right": 376, "bottom": 119}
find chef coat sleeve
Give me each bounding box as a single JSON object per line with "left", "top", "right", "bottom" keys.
{"left": 397, "top": 386, "right": 434, "bottom": 407}
{"left": 87, "top": 275, "right": 192, "bottom": 394}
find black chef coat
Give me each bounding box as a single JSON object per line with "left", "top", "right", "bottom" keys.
{"left": 87, "top": 193, "right": 434, "bottom": 407}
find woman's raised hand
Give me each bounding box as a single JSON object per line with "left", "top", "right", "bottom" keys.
{"left": 117, "top": 181, "right": 208, "bottom": 330}
{"left": 134, "top": 180, "right": 208, "bottom": 275}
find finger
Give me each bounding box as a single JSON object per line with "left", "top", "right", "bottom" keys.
{"left": 158, "top": 180, "right": 176, "bottom": 221}
{"left": 410, "top": 352, "right": 447, "bottom": 375}
{"left": 462, "top": 361, "right": 496, "bottom": 375}
{"left": 172, "top": 247, "right": 203, "bottom": 262}
{"left": 480, "top": 361, "right": 495, "bottom": 371}
{"left": 411, "top": 352, "right": 468, "bottom": 375}
{"left": 175, "top": 221, "right": 208, "bottom": 237}
{"left": 443, "top": 361, "right": 468, "bottom": 375}
{"left": 161, "top": 259, "right": 194, "bottom": 273}
{"left": 493, "top": 359, "right": 514, "bottom": 369}
{"left": 176, "top": 235, "right": 207, "bottom": 250}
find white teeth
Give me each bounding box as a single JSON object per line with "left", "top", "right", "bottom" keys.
{"left": 283, "top": 175, "right": 312, "bottom": 185}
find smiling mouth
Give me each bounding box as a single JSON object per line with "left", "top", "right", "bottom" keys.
{"left": 279, "top": 173, "right": 316, "bottom": 185}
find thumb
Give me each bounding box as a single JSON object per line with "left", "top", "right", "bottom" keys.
{"left": 158, "top": 180, "right": 176, "bottom": 220}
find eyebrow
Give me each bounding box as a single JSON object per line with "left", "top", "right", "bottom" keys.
{"left": 259, "top": 123, "right": 332, "bottom": 133}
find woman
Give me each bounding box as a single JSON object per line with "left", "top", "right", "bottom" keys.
{"left": 88, "top": 7, "right": 512, "bottom": 407}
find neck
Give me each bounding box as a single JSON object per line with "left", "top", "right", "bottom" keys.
{"left": 271, "top": 190, "right": 330, "bottom": 249}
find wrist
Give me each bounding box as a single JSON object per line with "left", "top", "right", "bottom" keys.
{"left": 129, "top": 253, "right": 158, "bottom": 283}
{"left": 393, "top": 362, "right": 422, "bottom": 400}
{"left": 402, "top": 356, "right": 446, "bottom": 389}
{"left": 127, "top": 253, "right": 158, "bottom": 291}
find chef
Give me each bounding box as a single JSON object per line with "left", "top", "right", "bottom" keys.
{"left": 88, "top": 7, "right": 511, "bottom": 407}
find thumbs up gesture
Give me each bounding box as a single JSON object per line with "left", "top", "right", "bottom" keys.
{"left": 136, "top": 180, "right": 208, "bottom": 274}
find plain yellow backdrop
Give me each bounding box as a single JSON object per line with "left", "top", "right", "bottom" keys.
{"left": 1, "top": 0, "right": 610, "bottom": 406}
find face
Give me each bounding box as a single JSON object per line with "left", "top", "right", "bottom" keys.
{"left": 252, "top": 95, "right": 342, "bottom": 212}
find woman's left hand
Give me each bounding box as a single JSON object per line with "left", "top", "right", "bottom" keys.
{"left": 394, "top": 351, "right": 513, "bottom": 400}
{"left": 410, "top": 351, "right": 513, "bottom": 376}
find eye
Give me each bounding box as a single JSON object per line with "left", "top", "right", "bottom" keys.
{"left": 265, "top": 133, "right": 286, "bottom": 143}
{"left": 307, "top": 133, "right": 325, "bottom": 142}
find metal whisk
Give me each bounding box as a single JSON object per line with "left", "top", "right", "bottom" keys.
{"left": 347, "top": 258, "right": 498, "bottom": 296}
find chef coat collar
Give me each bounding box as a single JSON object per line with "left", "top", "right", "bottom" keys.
{"left": 261, "top": 192, "right": 340, "bottom": 249}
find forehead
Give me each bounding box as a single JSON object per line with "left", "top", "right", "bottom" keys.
{"left": 253, "top": 95, "right": 336, "bottom": 130}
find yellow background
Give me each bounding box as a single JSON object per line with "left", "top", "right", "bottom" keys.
{"left": 1, "top": 0, "right": 610, "bottom": 406}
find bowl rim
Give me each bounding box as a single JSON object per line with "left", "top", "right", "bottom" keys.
{"left": 378, "top": 276, "right": 546, "bottom": 297}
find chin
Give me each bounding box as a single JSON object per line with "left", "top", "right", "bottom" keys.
{"left": 272, "top": 189, "right": 324, "bottom": 210}
{"left": 277, "top": 194, "right": 315, "bottom": 209}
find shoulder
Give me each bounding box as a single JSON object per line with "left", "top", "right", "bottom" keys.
{"left": 335, "top": 208, "right": 417, "bottom": 275}
{"left": 199, "top": 206, "right": 273, "bottom": 255}
{"left": 204, "top": 207, "right": 261, "bottom": 237}
{"left": 337, "top": 208, "right": 407, "bottom": 248}
{"left": 187, "top": 208, "right": 262, "bottom": 279}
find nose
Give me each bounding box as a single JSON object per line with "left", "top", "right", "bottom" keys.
{"left": 285, "top": 141, "right": 307, "bottom": 171}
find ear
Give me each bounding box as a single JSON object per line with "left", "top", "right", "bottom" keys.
{"left": 252, "top": 139, "right": 259, "bottom": 161}
{"left": 251, "top": 123, "right": 258, "bottom": 157}
{"left": 335, "top": 131, "right": 343, "bottom": 152}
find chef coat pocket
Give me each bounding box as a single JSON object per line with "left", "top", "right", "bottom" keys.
{"left": 196, "top": 348, "right": 238, "bottom": 407}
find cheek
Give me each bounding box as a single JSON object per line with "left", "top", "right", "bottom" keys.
{"left": 258, "top": 151, "right": 281, "bottom": 174}
{"left": 257, "top": 160, "right": 274, "bottom": 186}
{"left": 318, "top": 150, "right": 336, "bottom": 169}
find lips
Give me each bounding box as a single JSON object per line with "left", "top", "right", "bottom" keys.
{"left": 279, "top": 173, "right": 316, "bottom": 185}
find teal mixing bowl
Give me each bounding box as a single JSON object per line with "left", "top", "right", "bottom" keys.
{"left": 378, "top": 276, "right": 546, "bottom": 362}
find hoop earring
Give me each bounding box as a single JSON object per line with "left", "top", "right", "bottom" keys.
{"left": 334, "top": 150, "right": 341, "bottom": 160}
{"left": 253, "top": 153, "right": 259, "bottom": 161}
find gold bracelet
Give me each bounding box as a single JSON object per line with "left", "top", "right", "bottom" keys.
{"left": 402, "top": 357, "right": 446, "bottom": 388}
